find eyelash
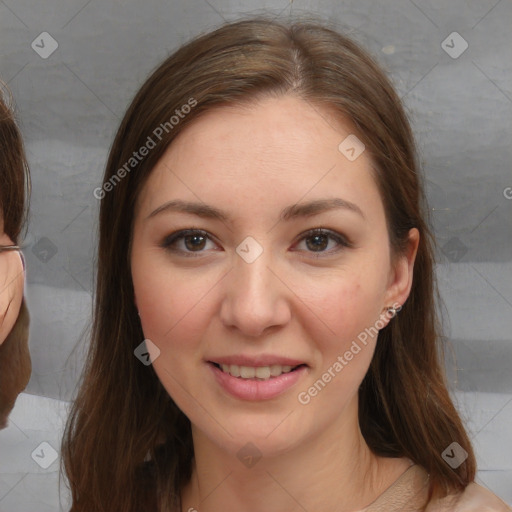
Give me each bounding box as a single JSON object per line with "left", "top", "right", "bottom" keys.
{"left": 160, "top": 227, "right": 352, "bottom": 258}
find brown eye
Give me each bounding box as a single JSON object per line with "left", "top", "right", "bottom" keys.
{"left": 161, "top": 229, "right": 217, "bottom": 256}
{"left": 294, "top": 228, "right": 352, "bottom": 257}
{"left": 305, "top": 233, "right": 329, "bottom": 251}
{"left": 183, "top": 233, "right": 207, "bottom": 251}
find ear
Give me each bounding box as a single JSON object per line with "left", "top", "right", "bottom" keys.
{"left": 383, "top": 228, "right": 420, "bottom": 312}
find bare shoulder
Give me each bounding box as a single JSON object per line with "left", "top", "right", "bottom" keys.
{"left": 428, "top": 482, "right": 512, "bottom": 512}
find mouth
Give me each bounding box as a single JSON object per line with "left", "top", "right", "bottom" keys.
{"left": 209, "top": 362, "right": 307, "bottom": 381}
{"left": 207, "top": 358, "right": 309, "bottom": 400}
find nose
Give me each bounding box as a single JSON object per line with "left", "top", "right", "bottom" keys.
{"left": 219, "top": 246, "right": 291, "bottom": 338}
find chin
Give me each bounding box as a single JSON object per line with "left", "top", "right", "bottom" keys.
{"left": 192, "top": 411, "right": 307, "bottom": 462}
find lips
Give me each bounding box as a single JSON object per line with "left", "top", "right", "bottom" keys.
{"left": 207, "top": 355, "right": 309, "bottom": 400}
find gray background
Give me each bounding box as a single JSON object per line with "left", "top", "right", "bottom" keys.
{"left": 0, "top": 0, "right": 511, "bottom": 510}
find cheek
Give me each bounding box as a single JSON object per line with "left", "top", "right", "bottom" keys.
{"left": 131, "top": 259, "right": 212, "bottom": 410}
{"left": 131, "top": 255, "right": 219, "bottom": 361}
{"left": 300, "top": 268, "right": 384, "bottom": 346}
{"left": 306, "top": 279, "right": 380, "bottom": 392}
{"left": 295, "top": 267, "right": 386, "bottom": 401}
{"left": 292, "top": 273, "right": 383, "bottom": 421}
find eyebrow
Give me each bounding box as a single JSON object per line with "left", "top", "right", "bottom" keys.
{"left": 146, "top": 197, "right": 365, "bottom": 223}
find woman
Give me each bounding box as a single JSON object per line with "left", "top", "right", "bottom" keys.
{"left": 0, "top": 87, "right": 31, "bottom": 429}
{"left": 62, "top": 17, "right": 511, "bottom": 511}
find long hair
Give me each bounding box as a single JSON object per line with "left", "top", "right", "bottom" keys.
{"left": 0, "top": 85, "right": 30, "bottom": 244}
{"left": 0, "top": 85, "right": 31, "bottom": 428}
{"left": 62, "top": 16, "right": 476, "bottom": 511}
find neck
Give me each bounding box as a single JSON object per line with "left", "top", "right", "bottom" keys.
{"left": 180, "top": 397, "right": 408, "bottom": 512}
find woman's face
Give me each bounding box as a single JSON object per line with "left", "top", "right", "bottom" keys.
{"left": 131, "top": 95, "right": 417, "bottom": 458}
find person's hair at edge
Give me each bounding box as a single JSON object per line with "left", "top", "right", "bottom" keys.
{"left": 61, "top": 15, "right": 476, "bottom": 511}
{"left": 0, "top": 84, "right": 30, "bottom": 247}
{"left": 0, "top": 84, "right": 31, "bottom": 428}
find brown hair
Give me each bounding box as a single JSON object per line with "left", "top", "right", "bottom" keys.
{"left": 0, "top": 85, "right": 31, "bottom": 428}
{"left": 0, "top": 86, "right": 30, "bottom": 242}
{"left": 62, "top": 16, "right": 476, "bottom": 511}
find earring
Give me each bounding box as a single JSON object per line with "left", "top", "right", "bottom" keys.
{"left": 386, "top": 305, "right": 400, "bottom": 318}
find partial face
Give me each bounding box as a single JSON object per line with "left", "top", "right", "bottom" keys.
{"left": 0, "top": 229, "right": 24, "bottom": 346}
{"left": 131, "top": 95, "right": 413, "bottom": 458}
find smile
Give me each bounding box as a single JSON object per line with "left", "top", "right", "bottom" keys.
{"left": 213, "top": 363, "right": 305, "bottom": 381}
{"left": 207, "top": 360, "right": 309, "bottom": 401}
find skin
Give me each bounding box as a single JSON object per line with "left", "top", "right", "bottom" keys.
{"left": 130, "top": 95, "right": 420, "bottom": 512}
{"left": 0, "top": 220, "right": 25, "bottom": 346}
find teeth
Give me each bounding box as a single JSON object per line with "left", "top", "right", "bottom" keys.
{"left": 240, "top": 366, "right": 256, "bottom": 378}
{"left": 255, "top": 366, "right": 271, "bottom": 379}
{"left": 218, "top": 364, "right": 297, "bottom": 380}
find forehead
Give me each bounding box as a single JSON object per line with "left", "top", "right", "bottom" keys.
{"left": 136, "top": 95, "right": 384, "bottom": 225}
{"left": 167, "top": 95, "right": 359, "bottom": 169}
